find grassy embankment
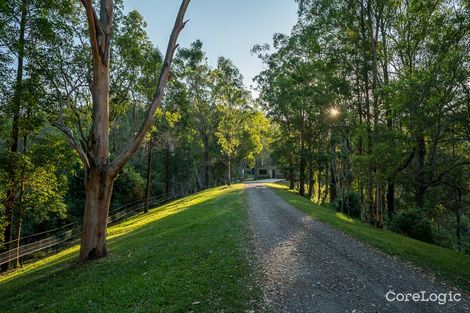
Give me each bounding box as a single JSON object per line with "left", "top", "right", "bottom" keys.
{"left": 267, "top": 182, "right": 470, "bottom": 291}
{"left": 0, "top": 184, "right": 258, "bottom": 313}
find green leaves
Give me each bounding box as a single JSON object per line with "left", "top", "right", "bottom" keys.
{"left": 215, "top": 105, "right": 242, "bottom": 158}
{"left": 256, "top": 0, "right": 469, "bottom": 242}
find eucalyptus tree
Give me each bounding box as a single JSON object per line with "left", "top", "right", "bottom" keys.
{"left": 212, "top": 57, "right": 251, "bottom": 185}
{"left": 255, "top": 25, "right": 343, "bottom": 198}
{"left": 254, "top": 33, "right": 306, "bottom": 193}
{"left": 174, "top": 40, "right": 215, "bottom": 189}
{"left": 52, "top": 0, "right": 191, "bottom": 262}
{"left": 214, "top": 105, "right": 243, "bottom": 186}
{"left": 238, "top": 110, "right": 271, "bottom": 178}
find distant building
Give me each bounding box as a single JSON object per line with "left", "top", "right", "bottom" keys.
{"left": 254, "top": 165, "right": 283, "bottom": 179}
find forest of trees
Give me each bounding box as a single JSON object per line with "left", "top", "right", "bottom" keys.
{"left": 0, "top": 0, "right": 468, "bottom": 269}
{"left": 255, "top": 0, "right": 469, "bottom": 252}
{"left": 0, "top": 0, "right": 270, "bottom": 267}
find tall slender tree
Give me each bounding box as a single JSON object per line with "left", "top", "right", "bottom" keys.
{"left": 54, "top": 0, "right": 191, "bottom": 262}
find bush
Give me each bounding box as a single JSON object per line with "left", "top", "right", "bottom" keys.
{"left": 112, "top": 166, "right": 146, "bottom": 209}
{"left": 333, "top": 191, "right": 361, "bottom": 218}
{"left": 390, "top": 208, "right": 436, "bottom": 243}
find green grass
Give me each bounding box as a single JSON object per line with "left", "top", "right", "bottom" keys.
{"left": 0, "top": 184, "right": 259, "bottom": 313}
{"left": 267, "top": 182, "right": 470, "bottom": 291}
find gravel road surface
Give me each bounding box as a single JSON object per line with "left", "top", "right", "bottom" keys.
{"left": 246, "top": 183, "right": 469, "bottom": 313}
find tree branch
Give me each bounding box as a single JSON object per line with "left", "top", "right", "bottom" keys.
{"left": 81, "top": 0, "right": 103, "bottom": 67}
{"left": 98, "top": 0, "right": 113, "bottom": 64}
{"left": 109, "top": 0, "right": 191, "bottom": 176}
{"left": 426, "top": 161, "right": 470, "bottom": 188}
{"left": 53, "top": 122, "right": 91, "bottom": 170}
{"left": 395, "top": 149, "right": 415, "bottom": 174}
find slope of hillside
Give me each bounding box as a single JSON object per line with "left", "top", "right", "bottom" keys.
{"left": 0, "top": 184, "right": 259, "bottom": 313}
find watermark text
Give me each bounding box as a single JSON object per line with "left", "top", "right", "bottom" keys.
{"left": 386, "top": 290, "right": 461, "bottom": 305}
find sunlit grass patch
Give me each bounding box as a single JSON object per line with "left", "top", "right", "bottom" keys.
{"left": 267, "top": 182, "right": 470, "bottom": 291}
{"left": 1, "top": 185, "right": 235, "bottom": 284}
{"left": 0, "top": 245, "right": 79, "bottom": 285}
{"left": 336, "top": 212, "right": 354, "bottom": 223}
{"left": 0, "top": 184, "right": 259, "bottom": 313}
{"left": 108, "top": 185, "right": 235, "bottom": 239}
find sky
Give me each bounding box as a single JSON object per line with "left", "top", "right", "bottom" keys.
{"left": 123, "top": 0, "right": 298, "bottom": 92}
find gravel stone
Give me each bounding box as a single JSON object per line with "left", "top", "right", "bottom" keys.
{"left": 246, "top": 183, "right": 469, "bottom": 313}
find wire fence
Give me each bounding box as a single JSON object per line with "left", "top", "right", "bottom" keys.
{"left": 0, "top": 192, "right": 182, "bottom": 267}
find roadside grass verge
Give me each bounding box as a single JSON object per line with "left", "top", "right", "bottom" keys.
{"left": 267, "top": 182, "right": 470, "bottom": 291}
{"left": 0, "top": 184, "right": 258, "bottom": 313}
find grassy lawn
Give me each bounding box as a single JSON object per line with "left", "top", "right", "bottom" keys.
{"left": 267, "top": 183, "right": 470, "bottom": 291}
{"left": 0, "top": 184, "right": 258, "bottom": 313}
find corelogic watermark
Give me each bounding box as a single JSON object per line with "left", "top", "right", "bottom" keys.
{"left": 386, "top": 290, "right": 462, "bottom": 305}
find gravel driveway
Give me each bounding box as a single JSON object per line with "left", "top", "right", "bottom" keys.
{"left": 246, "top": 183, "right": 469, "bottom": 313}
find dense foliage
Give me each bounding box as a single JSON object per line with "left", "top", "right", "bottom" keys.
{"left": 0, "top": 1, "right": 269, "bottom": 268}
{"left": 255, "top": 0, "right": 469, "bottom": 252}
{"left": 0, "top": 0, "right": 467, "bottom": 269}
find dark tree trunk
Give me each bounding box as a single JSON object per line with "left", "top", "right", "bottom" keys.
{"left": 203, "top": 135, "right": 210, "bottom": 189}
{"left": 329, "top": 164, "right": 337, "bottom": 203}
{"left": 2, "top": 191, "right": 14, "bottom": 271}
{"left": 386, "top": 183, "right": 395, "bottom": 219}
{"left": 299, "top": 121, "right": 306, "bottom": 196}
{"left": 375, "top": 183, "right": 384, "bottom": 228}
{"left": 359, "top": 184, "right": 365, "bottom": 222}
{"left": 381, "top": 15, "right": 395, "bottom": 220}
{"left": 415, "top": 133, "right": 426, "bottom": 208}
{"left": 387, "top": 181, "right": 396, "bottom": 220}
{"left": 360, "top": 0, "right": 375, "bottom": 226}
{"left": 2, "top": 0, "right": 27, "bottom": 271}
{"left": 15, "top": 135, "right": 27, "bottom": 268}
{"left": 14, "top": 211, "right": 23, "bottom": 268}
{"left": 329, "top": 133, "right": 337, "bottom": 203}
{"left": 299, "top": 154, "right": 306, "bottom": 196}
{"left": 227, "top": 157, "right": 231, "bottom": 186}
{"left": 368, "top": 187, "right": 375, "bottom": 225}
{"left": 354, "top": 50, "right": 365, "bottom": 222}
{"left": 329, "top": 126, "right": 337, "bottom": 203}
{"left": 317, "top": 164, "right": 322, "bottom": 204}
{"left": 144, "top": 137, "right": 153, "bottom": 214}
{"left": 289, "top": 156, "right": 295, "bottom": 190}
{"left": 308, "top": 161, "right": 314, "bottom": 200}
{"left": 15, "top": 177, "right": 24, "bottom": 268}
{"left": 165, "top": 149, "right": 171, "bottom": 198}
{"left": 324, "top": 163, "right": 329, "bottom": 203}
{"left": 456, "top": 188, "right": 462, "bottom": 252}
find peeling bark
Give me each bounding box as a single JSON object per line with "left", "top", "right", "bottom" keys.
{"left": 74, "top": 0, "right": 190, "bottom": 263}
